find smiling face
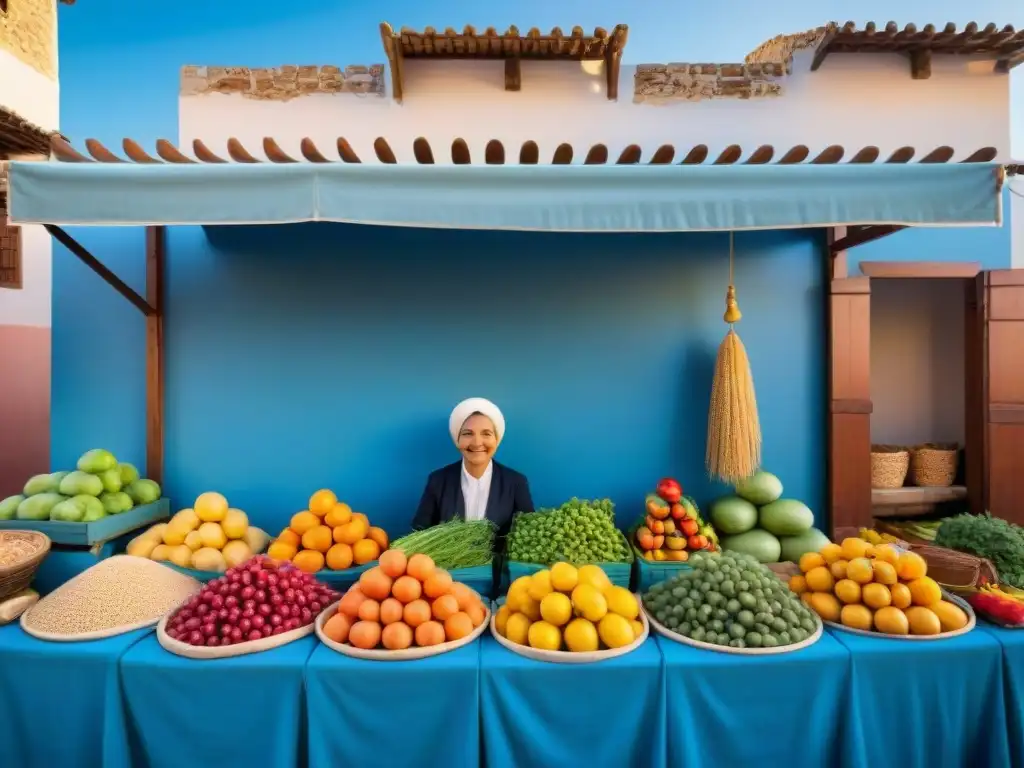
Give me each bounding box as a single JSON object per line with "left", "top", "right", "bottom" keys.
{"left": 457, "top": 412, "right": 498, "bottom": 469}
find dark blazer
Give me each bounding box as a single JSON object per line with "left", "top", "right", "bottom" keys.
{"left": 411, "top": 460, "right": 534, "bottom": 538}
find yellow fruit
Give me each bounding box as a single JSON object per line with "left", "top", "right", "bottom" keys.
{"left": 504, "top": 612, "right": 531, "bottom": 645}
{"left": 149, "top": 544, "right": 171, "bottom": 562}
{"left": 183, "top": 530, "right": 203, "bottom": 552}
{"left": 126, "top": 537, "right": 158, "bottom": 559}
{"left": 897, "top": 551, "right": 928, "bottom": 581}
{"left": 243, "top": 527, "right": 270, "bottom": 555}
{"left": 141, "top": 524, "right": 167, "bottom": 543}
{"left": 799, "top": 552, "right": 826, "bottom": 574}
{"left": 846, "top": 558, "right": 874, "bottom": 585}
{"left": 221, "top": 539, "right": 252, "bottom": 568}
{"left": 598, "top": 613, "right": 635, "bottom": 648}
{"left": 324, "top": 503, "right": 353, "bottom": 528}
{"left": 563, "top": 617, "right": 600, "bottom": 652}
{"left": 906, "top": 606, "right": 942, "bottom": 636}
{"left": 539, "top": 592, "right": 573, "bottom": 626}
{"left": 168, "top": 544, "right": 193, "bottom": 568}
{"left": 161, "top": 521, "right": 190, "bottom": 547}
{"left": 604, "top": 586, "right": 639, "bottom": 620}
{"left": 267, "top": 541, "right": 297, "bottom": 562}
{"left": 308, "top": 489, "right": 338, "bottom": 517}
{"left": 577, "top": 564, "right": 611, "bottom": 591}
{"left": 549, "top": 562, "right": 579, "bottom": 593}
{"left": 834, "top": 579, "right": 862, "bottom": 605}
{"left": 830, "top": 559, "right": 849, "bottom": 580}
{"left": 222, "top": 509, "right": 249, "bottom": 539}
{"left": 807, "top": 592, "right": 842, "bottom": 622}
{"left": 527, "top": 570, "right": 554, "bottom": 602}
{"left": 871, "top": 560, "right": 898, "bottom": 586}
{"left": 908, "top": 576, "right": 942, "bottom": 607}
{"left": 840, "top": 537, "right": 871, "bottom": 561}
{"left": 862, "top": 583, "right": 892, "bottom": 610}
{"left": 805, "top": 566, "right": 835, "bottom": 593}
{"left": 527, "top": 620, "right": 561, "bottom": 651}
{"left": 194, "top": 492, "right": 229, "bottom": 522}
{"left": 198, "top": 521, "right": 228, "bottom": 550}
{"left": 840, "top": 604, "right": 874, "bottom": 631}
{"left": 873, "top": 544, "right": 900, "bottom": 566}
{"left": 889, "top": 582, "right": 912, "bottom": 609}
{"left": 874, "top": 606, "right": 909, "bottom": 635}
{"left": 290, "top": 511, "right": 320, "bottom": 536}
{"left": 518, "top": 595, "right": 542, "bottom": 622}
{"left": 571, "top": 584, "right": 608, "bottom": 622}
{"left": 506, "top": 577, "right": 532, "bottom": 613}
{"left": 494, "top": 605, "right": 511, "bottom": 637}
{"left": 191, "top": 547, "right": 227, "bottom": 572}
{"left": 788, "top": 574, "right": 808, "bottom": 595}
{"left": 630, "top": 619, "right": 644, "bottom": 638}
{"left": 171, "top": 508, "right": 200, "bottom": 531}
{"left": 932, "top": 600, "right": 969, "bottom": 632}
{"left": 819, "top": 543, "right": 843, "bottom": 565}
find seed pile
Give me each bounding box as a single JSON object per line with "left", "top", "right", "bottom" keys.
{"left": 0, "top": 534, "right": 43, "bottom": 566}
{"left": 22, "top": 555, "right": 201, "bottom": 638}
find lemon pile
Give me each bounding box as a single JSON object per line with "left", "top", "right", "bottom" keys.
{"left": 494, "top": 562, "right": 643, "bottom": 653}
{"left": 791, "top": 537, "right": 969, "bottom": 636}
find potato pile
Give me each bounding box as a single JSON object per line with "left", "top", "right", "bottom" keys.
{"left": 267, "top": 489, "right": 389, "bottom": 574}
{"left": 127, "top": 492, "right": 269, "bottom": 572}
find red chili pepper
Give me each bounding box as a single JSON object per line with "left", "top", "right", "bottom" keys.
{"left": 969, "top": 593, "right": 1024, "bottom": 625}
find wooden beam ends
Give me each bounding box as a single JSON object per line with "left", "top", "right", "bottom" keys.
{"left": 809, "top": 27, "right": 838, "bottom": 71}
{"left": 829, "top": 225, "right": 906, "bottom": 254}
{"left": 504, "top": 58, "right": 521, "bottom": 91}
{"left": 995, "top": 50, "right": 1024, "bottom": 74}
{"left": 910, "top": 49, "right": 932, "bottom": 80}
{"left": 145, "top": 226, "right": 166, "bottom": 486}
{"left": 379, "top": 22, "right": 404, "bottom": 103}
{"left": 859, "top": 261, "right": 981, "bottom": 279}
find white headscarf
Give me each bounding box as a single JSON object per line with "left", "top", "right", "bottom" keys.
{"left": 449, "top": 398, "right": 505, "bottom": 446}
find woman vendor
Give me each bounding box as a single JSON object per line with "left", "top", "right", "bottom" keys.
{"left": 411, "top": 397, "right": 534, "bottom": 541}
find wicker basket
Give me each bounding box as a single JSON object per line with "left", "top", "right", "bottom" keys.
{"left": 0, "top": 531, "right": 50, "bottom": 601}
{"left": 910, "top": 544, "right": 997, "bottom": 589}
{"left": 871, "top": 445, "right": 909, "bottom": 489}
{"left": 909, "top": 443, "right": 959, "bottom": 487}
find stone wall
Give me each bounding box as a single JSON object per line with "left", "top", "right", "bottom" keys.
{"left": 634, "top": 63, "right": 784, "bottom": 104}
{"left": 180, "top": 64, "right": 386, "bottom": 101}
{"left": 0, "top": 0, "right": 56, "bottom": 79}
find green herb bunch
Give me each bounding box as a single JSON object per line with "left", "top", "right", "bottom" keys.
{"left": 935, "top": 513, "right": 1024, "bottom": 589}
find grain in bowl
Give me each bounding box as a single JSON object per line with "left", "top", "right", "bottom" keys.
{"left": 22, "top": 555, "right": 201, "bottom": 640}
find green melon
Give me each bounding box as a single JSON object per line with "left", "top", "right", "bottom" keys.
{"left": 720, "top": 528, "right": 782, "bottom": 563}
{"left": 759, "top": 499, "right": 815, "bottom": 536}
{"left": 734, "top": 471, "right": 784, "bottom": 506}
{"left": 710, "top": 496, "right": 758, "bottom": 535}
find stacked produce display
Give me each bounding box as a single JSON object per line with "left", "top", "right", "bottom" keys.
{"left": 643, "top": 550, "right": 820, "bottom": 650}
{"left": 935, "top": 513, "right": 1024, "bottom": 589}
{"left": 633, "top": 477, "right": 718, "bottom": 562}
{"left": 390, "top": 519, "right": 495, "bottom": 571}
{"left": 165, "top": 555, "right": 339, "bottom": 647}
{"left": 127, "top": 492, "right": 270, "bottom": 572}
{"left": 791, "top": 538, "right": 970, "bottom": 636}
{"left": 507, "top": 498, "right": 631, "bottom": 565}
{"left": 320, "top": 551, "right": 488, "bottom": 651}
{"left": 0, "top": 449, "right": 160, "bottom": 523}
{"left": 710, "top": 470, "right": 829, "bottom": 563}
{"left": 493, "top": 562, "right": 643, "bottom": 653}
{"left": 267, "top": 489, "right": 390, "bottom": 574}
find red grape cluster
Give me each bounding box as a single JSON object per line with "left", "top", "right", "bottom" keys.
{"left": 166, "top": 555, "right": 339, "bottom": 647}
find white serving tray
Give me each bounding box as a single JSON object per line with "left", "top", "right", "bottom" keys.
{"left": 823, "top": 591, "right": 976, "bottom": 641}
{"left": 315, "top": 600, "right": 489, "bottom": 660}
{"left": 156, "top": 614, "right": 314, "bottom": 659}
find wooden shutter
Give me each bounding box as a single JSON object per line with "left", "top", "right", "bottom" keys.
{"left": 981, "top": 270, "right": 1024, "bottom": 522}
{"left": 828, "top": 277, "right": 872, "bottom": 535}
{"left": 0, "top": 214, "right": 21, "bottom": 289}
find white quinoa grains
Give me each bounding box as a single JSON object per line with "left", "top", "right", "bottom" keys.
{"left": 22, "top": 555, "right": 201, "bottom": 639}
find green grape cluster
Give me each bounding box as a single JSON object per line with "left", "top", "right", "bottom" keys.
{"left": 507, "top": 497, "right": 630, "bottom": 565}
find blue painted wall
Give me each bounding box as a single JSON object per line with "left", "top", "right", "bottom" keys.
{"left": 52, "top": 0, "right": 1013, "bottom": 535}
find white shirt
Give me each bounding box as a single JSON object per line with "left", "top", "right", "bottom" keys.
{"left": 461, "top": 461, "right": 493, "bottom": 522}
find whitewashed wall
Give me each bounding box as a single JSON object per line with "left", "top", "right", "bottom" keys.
{"left": 179, "top": 50, "right": 1012, "bottom": 164}
{"left": 0, "top": 48, "right": 58, "bottom": 130}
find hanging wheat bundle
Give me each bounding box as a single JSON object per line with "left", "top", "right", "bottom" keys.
{"left": 706, "top": 232, "right": 762, "bottom": 484}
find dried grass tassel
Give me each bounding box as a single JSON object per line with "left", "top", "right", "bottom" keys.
{"left": 706, "top": 233, "right": 762, "bottom": 484}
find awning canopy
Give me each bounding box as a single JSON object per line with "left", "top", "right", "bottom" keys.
{"left": 7, "top": 159, "right": 1002, "bottom": 232}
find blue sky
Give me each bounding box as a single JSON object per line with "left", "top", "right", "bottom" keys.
{"left": 58, "top": 0, "right": 1023, "bottom": 154}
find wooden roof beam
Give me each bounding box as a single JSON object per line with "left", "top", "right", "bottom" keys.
{"left": 995, "top": 48, "right": 1024, "bottom": 73}
{"left": 829, "top": 225, "right": 906, "bottom": 254}
{"left": 910, "top": 49, "right": 932, "bottom": 79}
{"left": 809, "top": 26, "right": 838, "bottom": 71}
{"left": 380, "top": 22, "right": 405, "bottom": 103}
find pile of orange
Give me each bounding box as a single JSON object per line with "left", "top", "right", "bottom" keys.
{"left": 790, "top": 537, "right": 970, "bottom": 636}
{"left": 321, "top": 550, "right": 488, "bottom": 651}
{"left": 266, "top": 489, "right": 389, "bottom": 574}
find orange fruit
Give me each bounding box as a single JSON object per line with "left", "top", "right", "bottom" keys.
{"left": 799, "top": 552, "right": 825, "bottom": 574}
{"left": 906, "top": 606, "right": 942, "bottom": 636}
{"left": 324, "top": 503, "right": 353, "bottom": 528}
{"left": 873, "top": 544, "right": 900, "bottom": 566}
{"left": 322, "top": 613, "right": 352, "bottom": 643}
{"left": 890, "top": 582, "right": 912, "bottom": 609}
{"left": 301, "top": 525, "right": 334, "bottom": 553}
{"left": 359, "top": 567, "right": 393, "bottom": 601}
{"left": 424, "top": 570, "right": 454, "bottom": 599}
{"left": 392, "top": 575, "right": 423, "bottom": 603}
{"left": 908, "top": 576, "right": 942, "bottom": 607}
{"left": 407, "top": 554, "right": 435, "bottom": 582}
{"left": 382, "top": 621, "right": 414, "bottom": 650}
{"left": 403, "top": 599, "right": 431, "bottom": 627}
{"left": 840, "top": 537, "right": 871, "bottom": 561}
{"left": 358, "top": 598, "right": 381, "bottom": 622}
{"left": 788, "top": 574, "right": 808, "bottom": 595}
{"left": 380, "top": 598, "right": 404, "bottom": 625}
{"left": 349, "top": 621, "right": 382, "bottom": 649}
{"left": 414, "top": 620, "right": 445, "bottom": 647}
{"left": 807, "top": 592, "right": 841, "bottom": 622}
{"left": 325, "top": 543, "right": 354, "bottom": 571}
{"left": 308, "top": 489, "right": 338, "bottom": 517}
{"left": 846, "top": 557, "right": 874, "bottom": 585}
{"left": 871, "top": 560, "right": 898, "bottom": 586}
{"left": 444, "top": 612, "right": 474, "bottom": 641}
{"left": 267, "top": 541, "right": 297, "bottom": 562}
{"left": 367, "top": 526, "right": 389, "bottom": 552}
{"left": 862, "top": 583, "right": 892, "bottom": 610}
{"left": 352, "top": 512, "right": 370, "bottom": 529}
{"left": 432, "top": 594, "right": 459, "bottom": 621}
{"left": 834, "top": 579, "right": 861, "bottom": 605}
{"left": 819, "top": 543, "right": 843, "bottom": 565}
{"left": 805, "top": 566, "right": 834, "bottom": 593}
{"left": 379, "top": 550, "right": 407, "bottom": 579}
{"left": 897, "top": 551, "right": 928, "bottom": 581}
{"left": 840, "top": 604, "right": 873, "bottom": 631}
{"left": 932, "top": 600, "right": 969, "bottom": 632}
{"left": 353, "top": 538, "right": 381, "bottom": 565}
{"left": 293, "top": 549, "right": 325, "bottom": 573}
{"left": 277, "top": 528, "right": 301, "bottom": 547}
{"left": 338, "top": 587, "right": 367, "bottom": 619}
{"left": 290, "top": 511, "right": 320, "bottom": 536}
{"left": 337, "top": 517, "right": 368, "bottom": 546}
{"left": 830, "top": 559, "right": 849, "bottom": 580}
{"left": 873, "top": 606, "right": 909, "bottom": 635}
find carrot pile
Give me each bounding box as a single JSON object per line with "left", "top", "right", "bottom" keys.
{"left": 321, "top": 550, "right": 488, "bottom": 650}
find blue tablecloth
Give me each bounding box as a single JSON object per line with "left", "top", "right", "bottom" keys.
{"left": 480, "top": 635, "right": 666, "bottom": 768}
{"left": 830, "top": 626, "right": 1010, "bottom": 768}
{"left": 119, "top": 634, "right": 316, "bottom": 768}
{"left": 0, "top": 623, "right": 147, "bottom": 768}
{"left": 655, "top": 630, "right": 852, "bottom": 768}
{"left": 305, "top": 639, "right": 482, "bottom": 768}
{"left": 977, "top": 624, "right": 1024, "bottom": 766}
